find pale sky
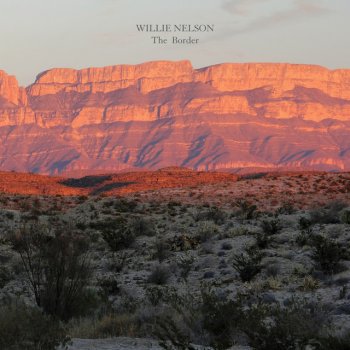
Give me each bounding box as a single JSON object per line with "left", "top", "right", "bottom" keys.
{"left": 0, "top": 0, "right": 349, "bottom": 86}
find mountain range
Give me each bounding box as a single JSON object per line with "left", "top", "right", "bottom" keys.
{"left": 1, "top": 60, "right": 350, "bottom": 175}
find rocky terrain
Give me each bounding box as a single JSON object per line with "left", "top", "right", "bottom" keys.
{"left": 0, "top": 168, "right": 349, "bottom": 209}
{"left": 0, "top": 170, "right": 350, "bottom": 349}
{"left": 1, "top": 61, "right": 350, "bottom": 174}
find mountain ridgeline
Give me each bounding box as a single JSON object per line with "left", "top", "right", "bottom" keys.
{"left": 1, "top": 60, "right": 350, "bottom": 175}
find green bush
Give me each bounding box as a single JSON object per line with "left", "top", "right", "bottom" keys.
{"left": 233, "top": 199, "right": 258, "bottom": 220}
{"left": 201, "top": 289, "right": 243, "bottom": 349}
{"left": 255, "top": 231, "right": 270, "bottom": 249}
{"left": 194, "top": 206, "right": 226, "bottom": 224}
{"left": 260, "top": 218, "right": 282, "bottom": 236}
{"left": 197, "top": 221, "right": 218, "bottom": 242}
{"left": 231, "top": 245, "right": 263, "bottom": 282}
{"left": 310, "top": 201, "right": 347, "bottom": 225}
{"left": 340, "top": 208, "right": 350, "bottom": 224}
{"left": 243, "top": 299, "right": 328, "bottom": 350}
{"left": 295, "top": 217, "right": 313, "bottom": 247}
{"left": 0, "top": 266, "right": 12, "bottom": 288}
{"left": 275, "top": 202, "right": 296, "bottom": 215}
{"left": 311, "top": 235, "right": 345, "bottom": 274}
{"left": 152, "top": 288, "right": 347, "bottom": 350}
{"left": 147, "top": 265, "right": 171, "bottom": 285}
{"left": 295, "top": 231, "right": 310, "bottom": 247}
{"left": 0, "top": 300, "right": 69, "bottom": 350}
{"left": 99, "top": 217, "right": 135, "bottom": 251}
{"left": 299, "top": 217, "right": 312, "bottom": 231}
{"left": 113, "top": 199, "right": 138, "bottom": 212}
{"left": 129, "top": 216, "right": 155, "bottom": 236}
{"left": 10, "top": 223, "right": 93, "bottom": 321}
{"left": 177, "top": 254, "right": 194, "bottom": 282}
{"left": 153, "top": 238, "right": 171, "bottom": 263}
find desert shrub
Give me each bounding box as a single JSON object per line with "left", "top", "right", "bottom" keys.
{"left": 340, "top": 208, "right": 350, "bottom": 224}
{"left": 310, "top": 201, "right": 347, "bottom": 225}
{"left": 311, "top": 235, "right": 345, "bottom": 274}
{"left": 147, "top": 264, "right": 171, "bottom": 285}
{"left": 157, "top": 289, "right": 331, "bottom": 350}
{"left": 295, "top": 217, "right": 314, "bottom": 246}
{"left": 153, "top": 288, "right": 344, "bottom": 350}
{"left": 146, "top": 286, "right": 167, "bottom": 306}
{"left": 98, "top": 276, "right": 120, "bottom": 296}
{"left": 265, "top": 264, "right": 280, "bottom": 278}
{"left": 318, "top": 332, "right": 350, "bottom": 349}
{"left": 339, "top": 285, "right": 348, "bottom": 299}
{"left": 110, "top": 251, "right": 128, "bottom": 272}
{"left": 154, "top": 288, "right": 247, "bottom": 349}
{"left": 255, "top": 231, "right": 270, "bottom": 249}
{"left": 203, "top": 271, "right": 215, "bottom": 279}
{"left": 156, "top": 318, "right": 195, "bottom": 350}
{"left": 0, "top": 299, "right": 69, "bottom": 350}
{"left": 263, "top": 277, "right": 282, "bottom": 291}
{"left": 153, "top": 237, "right": 171, "bottom": 262}
{"left": 153, "top": 289, "right": 204, "bottom": 349}
{"left": 295, "top": 231, "right": 311, "bottom": 247}
{"left": 167, "top": 201, "right": 181, "bottom": 208}
{"left": 206, "top": 206, "right": 226, "bottom": 224}
{"left": 255, "top": 218, "right": 281, "bottom": 248}
{"left": 298, "top": 216, "right": 312, "bottom": 231}
{"left": 5, "top": 211, "right": 14, "bottom": 220}
{"left": 201, "top": 290, "right": 243, "bottom": 349}
{"left": 99, "top": 217, "right": 135, "bottom": 251}
{"left": 76, "top": 222, "right": 87, "bottom": 230}
{"left": 221, "top": 242, "right": 232, "bottom": 250}
{"left": 194, "top": 206, "right": 226, "bottom": 225}
{"left": 275, "top": 202, "right": 296, "bottom": 215}
{"left": 260, "top": 218, "right": 282, "bottom": 236}
{"left": 231, "top": 245, "right": 263, "bottom": 282}
{"left": 89, "top": 218, "right": 119, "bottom": 231}
{"left": 68, "top": 313, "right": 139, "bottom": 339}
{"left": 197, "top": 221, "right": 218, "bottom": 242}
{"left": 129, "top": 216, "right": 155, "bottom": 236}
{"left": 233, "top": 199, "right": 258, "bottom": 220}
{"left": 300, "top": 275, "right": 319, "bottom": 291}
{"left": 243, "top": 299, "right": 329, "bottom": 350}
{"left": 0, "top": 265, "right": 12, "bottom": 288}
{"left": 10, "top": 223, "right": 93, "bottom": 321}
{"left": 223, "top": 226, "right": 251, "bottom": 238}
{"left": 113, "top": 198, "right": 138, "bottom": 212}
{"left": 177, "top": 254, "right": 195, "bottom": 282}
{"left": 78, "top": 195, "right": 88, "bottom": 202}
{"left": 90, "top": 313, "right": 138, "bottom": 338}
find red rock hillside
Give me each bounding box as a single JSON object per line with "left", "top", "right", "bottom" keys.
{"left": 0, "top": 168, "right": 238, "bottom": 196}
{"left": 1, "top": 61, "right": 350, "bottom": 174}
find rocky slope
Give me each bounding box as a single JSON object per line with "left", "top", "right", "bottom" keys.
{"left": 0, "top": 167, "right": 238, "bottom": 197}
{"left": 1, "top": 61, "right": 350, "bottom": 174}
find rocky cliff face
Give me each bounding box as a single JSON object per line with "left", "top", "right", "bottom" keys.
{"left": 0, "top": 61, "right": 350, "bottom": 174}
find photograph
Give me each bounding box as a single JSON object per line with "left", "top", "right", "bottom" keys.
{"left": 0, "top": 0, "right": 350, "bottom": 349}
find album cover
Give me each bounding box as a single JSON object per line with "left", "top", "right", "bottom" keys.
{"left": 0, "top": 1, "right": 349, "bottom": 349}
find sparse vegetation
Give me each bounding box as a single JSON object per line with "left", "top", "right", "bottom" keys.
{"left": 310, "top": 201, "right": 348, "bottom": 225}
{"left": 153, "top": 237, "right": 171, "bottom": 262}
{"left": 260, "top": 218, "right": 282, "bottom": 236}
{"left": 0, "top": 299, "right": 69, "bottom": 350}
{"left": 147, "top": 264, "right": 171, "bottom": 285}
{"left": 10, "top": 223, "right": 94, "bottom": 321}
{"left": 311, "top": 235, "right": 345, "bottom": 274}
{"left": 231, "top": 245, "right": 263, "bottom": 282}
{"left": 234, "top": 199, "right": 258, "bottom": 220}
{"left": 99, "top": 217, "right": 135, "bottom": 251}
{"left": 0, "top": 175, "right": 349, "bottom": 349}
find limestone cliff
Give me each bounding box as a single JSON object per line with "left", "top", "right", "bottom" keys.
{"left": 0, "top": 60, "right": 350, "bottom": 174}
